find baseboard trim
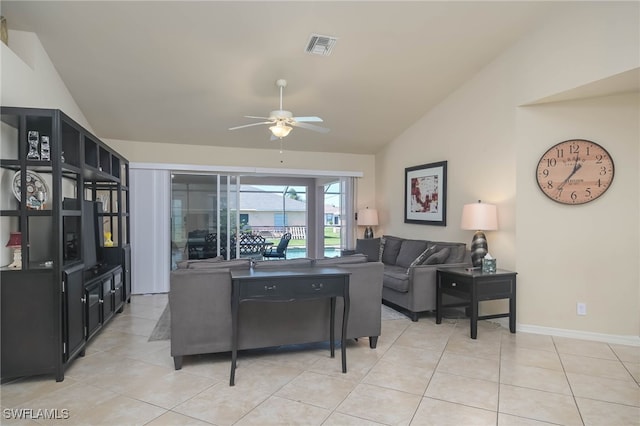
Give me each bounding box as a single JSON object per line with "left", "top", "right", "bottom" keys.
{"left": 488, "top": 318, "right": 640, "bottom": 347}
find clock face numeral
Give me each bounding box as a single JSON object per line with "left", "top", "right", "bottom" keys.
{"left": 536, "top": 139, "right": 614, "bottom": 205}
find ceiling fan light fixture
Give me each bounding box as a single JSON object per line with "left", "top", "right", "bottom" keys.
{"left": 270, "top": 122, "right": 292, "bottom": 138}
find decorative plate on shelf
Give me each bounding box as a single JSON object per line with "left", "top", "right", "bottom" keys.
{"left": 12, "top": 170, "right": 49, "bottom": 209}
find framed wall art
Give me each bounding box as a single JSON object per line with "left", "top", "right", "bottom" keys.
{"left": 404, "top": 160, "right": 447, "bottom": 226}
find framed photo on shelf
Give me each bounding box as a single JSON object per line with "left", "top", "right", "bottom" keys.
{"left": 404, "top": 160, "right": 447, "bottom": 226}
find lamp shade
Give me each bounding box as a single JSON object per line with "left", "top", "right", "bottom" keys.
{"left": 358, "top": 208, "right": 379, "bottom": 226}
{"left": 461, "top": 202, "right": 497, "bottom": 231}
{"left": 5, "top": 232, "right": 21, "bottom": 248}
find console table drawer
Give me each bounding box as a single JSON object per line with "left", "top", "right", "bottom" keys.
{"left": 240, "top": 281, "right": 293, "bottom": 300}
{"left": 293, "top": 277, "right": 344, "bottom": 297}
{"left": 239, "top": 277, "right": 344, "bottom": 300}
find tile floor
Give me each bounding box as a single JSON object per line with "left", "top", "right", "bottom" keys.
{"left": 1, "top": 294, "right": 639, "bottom": 425}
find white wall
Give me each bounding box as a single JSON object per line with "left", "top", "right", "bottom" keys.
{"left": 376, "top": 2, "right": 639, "bottom": 342}
{"left": 105, "top": 138, "right": 377, "bottom": 231}
{"left": 0, "top": 30, "right": 91, "bottom": 130}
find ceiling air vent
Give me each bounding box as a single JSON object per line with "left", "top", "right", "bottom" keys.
{"left": 305, "top": 34, "right": 338, "bottom": 56}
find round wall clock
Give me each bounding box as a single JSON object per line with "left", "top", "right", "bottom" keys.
{"left": 536, "top": 139, "right": 614, "bottom": 205}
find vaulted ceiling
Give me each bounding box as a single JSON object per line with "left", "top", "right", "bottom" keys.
{"left": 3, "top": 1, "right": 577, "bottom": 154}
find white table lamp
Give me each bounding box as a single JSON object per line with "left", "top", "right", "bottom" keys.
{"left": 461, "top": 201, "right": 497, "bottom": 267}
{"left": 358, "top": 208, "right": 379, "bottom": 239}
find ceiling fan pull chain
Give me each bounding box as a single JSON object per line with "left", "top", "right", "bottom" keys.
{"left": 279, "top": 139, "right": 284, "bottom": 163}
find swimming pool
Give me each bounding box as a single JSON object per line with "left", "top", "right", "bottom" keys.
{"left": 286, "top": 247, "right": 342, "bottom": 259}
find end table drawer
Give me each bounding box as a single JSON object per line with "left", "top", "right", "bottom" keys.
{"left": 440, "top": 276, "right": 471, "bottom": 295}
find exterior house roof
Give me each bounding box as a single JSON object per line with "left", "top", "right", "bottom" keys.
{"left": 240, "top": 187, "right": 307, "bottom": 212}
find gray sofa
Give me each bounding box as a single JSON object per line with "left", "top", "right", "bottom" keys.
{"left": 355, "top": 236, "right": 471, "bottom": 321}
{"left": 169, "top": 255, "right": 384, "bottom": 369}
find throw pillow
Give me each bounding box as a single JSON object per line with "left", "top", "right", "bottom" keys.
{"left": 406, "top": 245, "right": 437, "bottom": 273}
{"left": 396, "top": 240, "right": 429, "bottom": 268}
{"left": 423, "top": 247, "right": 451, "bottom": 265}
{"left": 355, "top": 238, "right": 380, "bottom": 262}
{"left": 380, "top": 236, "right": 403, "bottom": 265}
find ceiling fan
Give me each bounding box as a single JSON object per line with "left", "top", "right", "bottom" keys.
{"left": 229, "top": 79, "right": 329, "bottom": 140}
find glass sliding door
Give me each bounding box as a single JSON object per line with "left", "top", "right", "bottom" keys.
{"left": 171, "top": 173, "right": 356, "bottom": 268}
{"left": 170, "top": 173, "right": 241, "bottom": 268}
{"left": 238, "top": 183, "right": 308, "bottom": 258}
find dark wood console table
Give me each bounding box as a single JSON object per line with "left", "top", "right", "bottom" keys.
{"left": 230, "top": 267, "right": 350, "bottom": 386}
{"left": 436, "top": 268, "right": 517, "bottom": 339}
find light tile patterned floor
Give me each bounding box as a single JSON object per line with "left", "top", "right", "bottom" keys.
{"left": 1, "top": 294, "right": 638, "bottom": 425}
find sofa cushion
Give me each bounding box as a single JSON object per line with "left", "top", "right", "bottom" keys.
{"left": 188, "top": 258, "right": 251, "bottom": 269}
{"left": 381, "top": 235, "right": 403, "bottom": 265}
{"left": 424, "top": 247, "right": 450, "bottom": 265}
{"left": 383, "top": 265, "right": 410, "bottom": 293}
{"left": 253, "top": 258, "right": 313, "bottom": 269}
{"left": 314, "top": 254, "right": 368, "bottom": 266}
{"left": 396, "top": 240, "right": 430, "bottom": 268}
{"left": 355, "top": 238, "right": 381, "bottom": 262}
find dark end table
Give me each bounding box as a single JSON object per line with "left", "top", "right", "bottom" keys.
{"left": 436, "top": 267, "right": 517, "bottom": 339}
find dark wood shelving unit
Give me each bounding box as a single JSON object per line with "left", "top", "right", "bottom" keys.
{"left": 0, "top": 107, "right": 131, "bottom": 382}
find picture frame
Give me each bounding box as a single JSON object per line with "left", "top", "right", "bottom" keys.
{"left": 404, "top": 160, "right": 447, "bottom": 226}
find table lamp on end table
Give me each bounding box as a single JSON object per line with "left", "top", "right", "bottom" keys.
{"left": 358, "top": 208, "right": 379, "bottom": 239}
{"left": 461, "top": 201, "right": 497, "bottom": 267}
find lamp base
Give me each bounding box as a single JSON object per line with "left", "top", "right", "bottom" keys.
{"left": 7, "top": 248, "right": 21, "bottom": 269}
{"left": 470, "top": 231, "right": 488, "bottom": 267}
{"left": 364, "top": 227, "right": 374, "bottom": 239}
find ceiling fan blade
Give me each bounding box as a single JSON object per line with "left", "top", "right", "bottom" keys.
{"left": 229, "top": 121, "right": 272, "bottom": 131}
{"left": 293, "top": 116, "right": 323, "bottom": 123}
{"left": 291, "top": 121, "right": 330, "bottom": 133}
{"left": 244, "top": 115, "right": 271, "bottom": 120}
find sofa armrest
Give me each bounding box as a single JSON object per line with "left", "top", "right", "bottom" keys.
{"left": 408, "top": 262, "right": 471, "bottom": 285}
{"left": 405, "top": 262, "right": 471, "bottom": 311}
{"left": 169, "top": 268, "right": 235, "bottom": 357}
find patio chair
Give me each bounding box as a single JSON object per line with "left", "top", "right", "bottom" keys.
{"left": 262, "top": 233, "right": 292, "bottom": 260}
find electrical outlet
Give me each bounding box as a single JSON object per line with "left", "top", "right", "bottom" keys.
{"left": 577, "top": 302, "right": 587, "bottom": 316}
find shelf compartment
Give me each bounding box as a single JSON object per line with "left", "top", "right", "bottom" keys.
{"left": 0, "top": 113, "right": 20, "bottom": 161}
{"left": 84, "top": 136, "right": 99, "bottom": 169}
{"left": 99, "top": 146, "right": 111, "bottom": 175}
{"left": 27, "top": 215, "right": 54, "bottom": 266}
{"left": 61, "top": 119, "right": 81, "bottom": 168}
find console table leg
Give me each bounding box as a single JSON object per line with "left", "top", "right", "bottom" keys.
{"left": 230, "top": 283, "right": 239, "bottom": 386}
{"left": 330, "top": 297, "right": 335, "bottom": 358}
{"left": 342, "top": 286, "right": 349, "bottom": 374}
